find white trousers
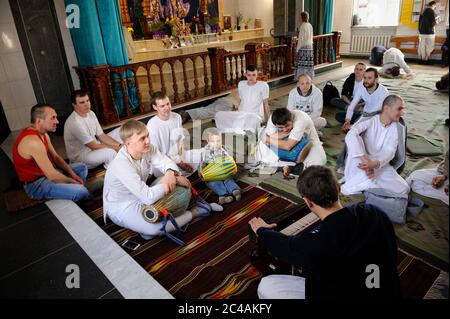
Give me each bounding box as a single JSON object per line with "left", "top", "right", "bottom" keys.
{"left": 313, "top": 117, "right": 327, "bottom": 130}
{"left": 418, "top": 34, "right": 436, "bottom": 60}
{"left": 80, "top": 127, "right": 122, "bottom": 169}
{"left": 187, "top": 97, "right": 233, "bottom": 120}
{"left": 107, "top": 200, "right": 193, "bottom": 237}
{"left": 304, "top": 142, "right": 327, "bottom": 168}
{"left": 215, "top": 111, "right": 262, "bottom": 134}
{"left": 258, "top": 275, "right": 306, "bottom": 299}
{"left": 407, "top": 168, "right": 449, "bottom": 205}
{"left": 342, "top": 155, "right": 410, "bottom": 195}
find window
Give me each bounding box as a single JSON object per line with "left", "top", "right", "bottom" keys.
{"left": 352, "top": 0, "right": 402, "bottom": 26}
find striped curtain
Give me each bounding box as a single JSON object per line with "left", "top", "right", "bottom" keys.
{"left": 304, "top": 0, "right": 334, "bottom": 35}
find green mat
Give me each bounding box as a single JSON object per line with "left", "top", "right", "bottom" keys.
{"left": 185, "top": 71, "right": 449, "bottom": 271}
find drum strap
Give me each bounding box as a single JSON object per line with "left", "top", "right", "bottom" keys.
{"left": 159, "top": 208, "right": 185, "bottom": 246}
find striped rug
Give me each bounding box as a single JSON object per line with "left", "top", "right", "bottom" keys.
{"left": 80, "top": 171, "right": 445, "bottom": 299}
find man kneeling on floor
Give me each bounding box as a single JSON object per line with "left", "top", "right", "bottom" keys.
{"left": 249, "top": 166, "right": 401, "bottom": 299}
{"left": 103, "top": 120, "right": 218, "bottom": 241}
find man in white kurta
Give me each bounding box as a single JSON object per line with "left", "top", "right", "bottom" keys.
{"left": 215, "top": 65, "right": 270, "bottom": 134}
{"left": 146, "top": 92, "right": 195, "bottom": 175}
{"left": 103, "top": 120, "right": 204, "bottom": 239}
{"left": 264, "top": 108, "right": 326, "bottom": 167}
{"left": 341, "top": 95, "right": 410, "bottom": 196}
{"left": 64, "top": 90, "right": 122, "bottom": 168}
{"left": 379, "top": 47, "right": 414, "bottom": 79}
{"left": 287, "top": 74, "right": 326, "bottom": 130}
{"left": 342, "top": 68, "right": 389, "bottom": 131}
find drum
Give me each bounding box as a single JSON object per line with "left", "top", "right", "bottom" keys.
{"left": 142, "top": 186, "right": 192, "bottom": 223}
{"left": 199, "top": 155, "right": 238, "bottom": 182}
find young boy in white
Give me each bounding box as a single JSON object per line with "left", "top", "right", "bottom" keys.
{"left": 146, "top": 92, "right": 194, "bottom": 175}
{"left": 200, "top": 128, "right": 242, "bottom": 205}
{"left": 103, "top": 120, "right": 215, "bottom": 240}
{"left": 215, "top": 64, "right": 270, "bottom": 134}
{"left": 287, "top": 74, "right": 326, "bottom": 130}
{"left": 64, "top": 90, "right": 122, "bottom": 168}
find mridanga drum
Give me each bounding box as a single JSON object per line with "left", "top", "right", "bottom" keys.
{"left": 142, "top": 186, "right": 192, "bottom": 223}
{"left": 199, "top": 155, "right": 238, "bottom": 182}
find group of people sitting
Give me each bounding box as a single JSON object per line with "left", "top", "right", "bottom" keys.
{"left": 11, "top": 59, "right": 448, "bottom": 299}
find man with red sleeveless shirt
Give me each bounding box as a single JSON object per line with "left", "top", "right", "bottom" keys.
{"left": 12, "top": 104, "right": 91, "bottom": 201}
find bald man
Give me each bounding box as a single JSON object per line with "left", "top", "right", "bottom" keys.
{"left": 287, "top": 74, "right": 327, "bottom": 130}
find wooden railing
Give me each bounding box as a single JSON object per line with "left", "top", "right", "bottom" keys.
{"left": 75, "top": 31, "right": 342, "bottom": 126}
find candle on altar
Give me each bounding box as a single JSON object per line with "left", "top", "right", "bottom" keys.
{"left": 195, "top": 24, "right": 198, "bottom": 34}
{"left": 182, "top": 19, "right": 185, "bottom": 29}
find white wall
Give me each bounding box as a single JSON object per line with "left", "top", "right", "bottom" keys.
{"left": 0, "top": 0, "right": 37, "bottom": 131}
{"left": 222, "top": 0, "right": 274, "bottom": 37}
{"left": 0, "top": 0, "right": 79, "bottom": 132}
{"left": 332, "top": 0, "right": 353, "bottom": 55}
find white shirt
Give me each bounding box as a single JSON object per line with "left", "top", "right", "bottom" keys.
{"left": 297, "top": 22, "right": 314, "bottom": 49}
{"left": 382, "top": 47, "right": 412, "bottom": 74}
{"left": 238, "top": 80, "right": 270, "bottom": 119}
{"left": 266, "top": 110, "right": 321, "bottom": 145}
{"left": 64, "top": 110, "right": 104, "bottom": 162}
{"left": 345, "top": 84, "right": 389, "bottom": 120}
{"left": 352, "top": 79, "right": 364, "bottom": 100}
{"left": 345, "top": 115, "right": 398, "bottom": 168}
{"left": 147, "top": 113, "right": 185, "bottom": 163}
{"left": 287, "top": 85, "right": 323, "bottom": 120}
{"left": 103, "top": 146, "right": 179, "bottom": 221}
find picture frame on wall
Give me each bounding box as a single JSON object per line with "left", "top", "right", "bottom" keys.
{"left": 223, "top": 15, "right": 232, "bottom": 29}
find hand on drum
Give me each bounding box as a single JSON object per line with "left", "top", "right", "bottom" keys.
{"left": 176, "top": 176, "right": 192, "bottom": 188}
{"left": 161, "top": 171, "right": 177, "bottom": 194}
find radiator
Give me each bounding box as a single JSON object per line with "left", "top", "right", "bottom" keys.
{"left": 350, "top": 35, "right": 391, "bottom": 53}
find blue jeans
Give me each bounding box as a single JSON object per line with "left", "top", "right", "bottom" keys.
{"left": 206, "top": 178, "right": 241, "bottom": 197}
{"left": 330, "top": 97, "right": 348, "bottom": 110}
{"left": 24, "top": 163, "right": 91, "bottom": 201}
{"left": 270, "top": 137, "right": 309, "bottom": 162}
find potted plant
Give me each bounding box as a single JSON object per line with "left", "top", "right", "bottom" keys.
{"left": 244, "top": 18, "right": 252, "bottom": 30}
{"left": 235, "top": 12, "right": 243, "bottom": 31}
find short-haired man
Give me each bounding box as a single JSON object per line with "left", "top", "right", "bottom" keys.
{"left": 264, "top": 108, "right": 326, "bottom": 167}
{"left": 330, "top": 62, "right": 366, "bottom": 111}
{"left": 215, "top": 64, "right": 270, "bottom": 134}
{"left": 418, "top": 1, "right": 438, "bottom": 62}
{"left": 103, "top": 120, "right": 212, "bottom": 240}
{"left": 337, "top": 68, "right": 389, "bottom": 131}
{"left": 287, "top": 74, "right": 327, "bottom": 130}
{"left": 250, "top": 165, "right": 401, "bottom": 299}
{"left": 64, "top": 90, "right": 122, "bottom": 168}
{"left": 13, "top": 104, "right": 90, "bottom": 201}
{"left": 146, "top": 91, "right": 194, "bottom": 174}
{"left": 341, "top": 95, "right": 410, "bottom": 196}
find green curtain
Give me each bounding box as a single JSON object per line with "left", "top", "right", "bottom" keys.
{"left": 322, "top": 0, "right": 334, "bottom": 34}
{"left": 304, "top": 0, "right": 334, "bottom": 35}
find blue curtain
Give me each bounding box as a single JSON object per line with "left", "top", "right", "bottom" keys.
{"left": 322, "top": 0, "right": 333, "bottom": 34}
{"left": 65, "top": 0, "right": 139, "bottom": 116}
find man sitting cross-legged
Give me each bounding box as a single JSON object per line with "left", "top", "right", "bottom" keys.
{"left": 215, "top": 64, "right": 270, "bottom": 134}
{"left": 13, "top": 103, "right": 90, "bottom": 201}
{"left": 249, "top": 165, "right": 401, "bottom": 299}
{"left": 262, "top": 108, "right": 326, "bottom": 176}
{"left": 146, "top": 91, "right": 195, "bottom": 175}
{"left": 330, "top": 62, "right": 366, "bottom": 112}
{"left": 64, "top": 90, "right": 122, "bottom": 169}
{"left": 336, "top": 68, "right": 389, "bottom": 131}
{"left": 103, "top": 120, "right": 217, "bottom": 240}
{"left": 341, "top": 95, "right": 410, "bottom": 196}
{"left": 287, "top": 74, "right": 327, "bottom": 130}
